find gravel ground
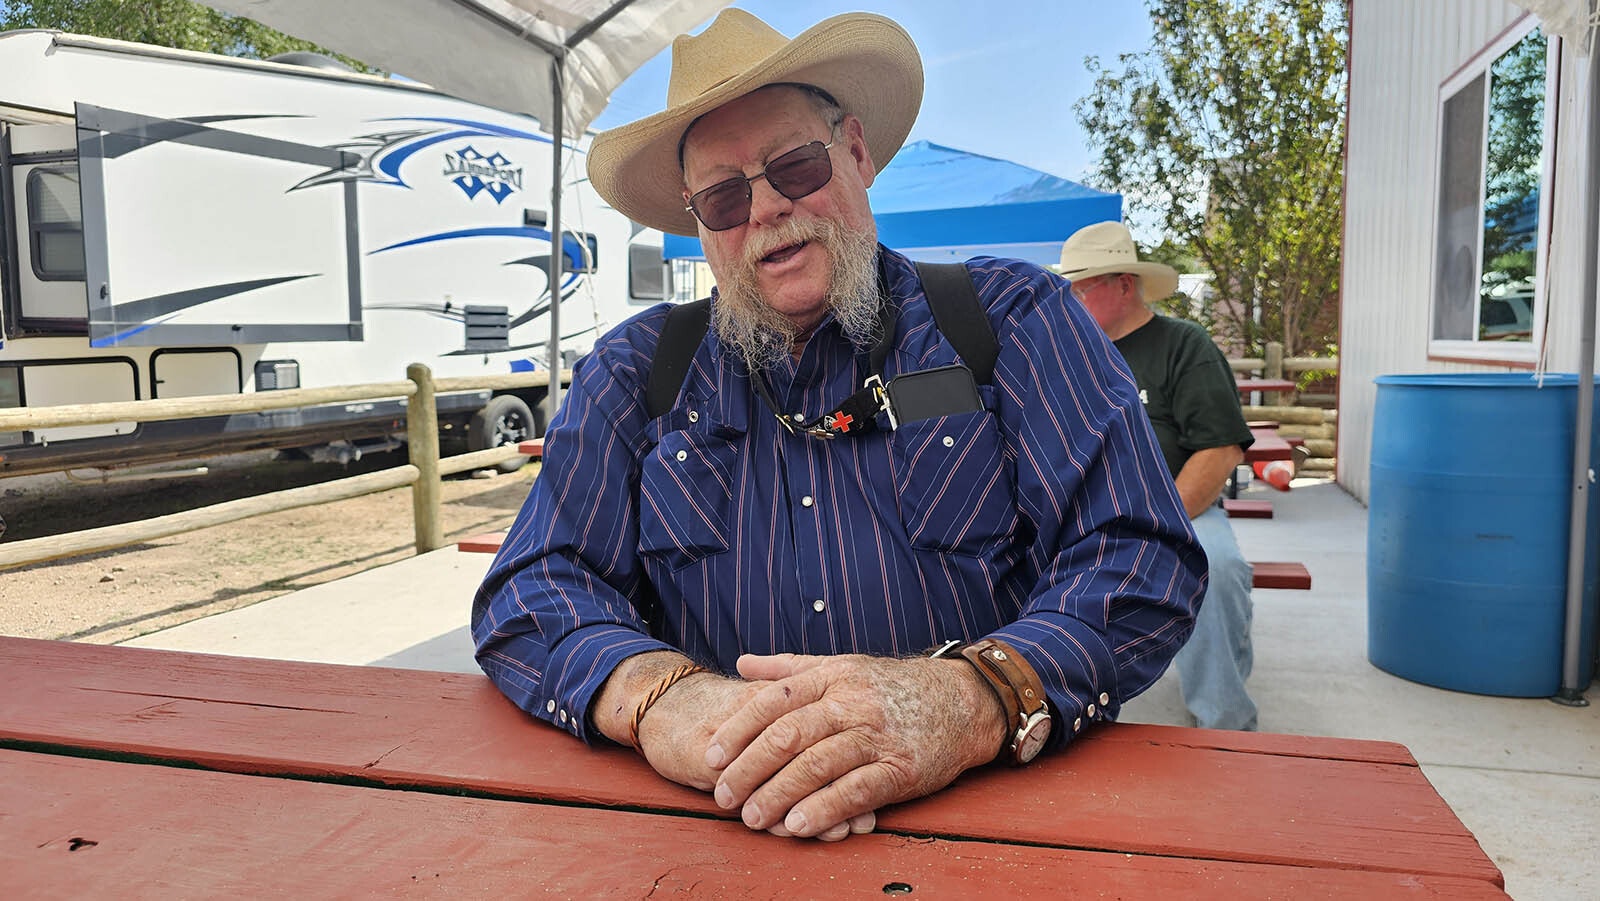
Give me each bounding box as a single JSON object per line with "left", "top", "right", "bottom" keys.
{"left": 0, "top": 450, "right": 536, "bottom": 644}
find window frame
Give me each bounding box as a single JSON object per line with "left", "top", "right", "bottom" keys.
{"left": 25, "top": 165, "right": 87, "bottom": 282}
{"left": 1427, "top": 17, "right": 1560, "bottom": 366}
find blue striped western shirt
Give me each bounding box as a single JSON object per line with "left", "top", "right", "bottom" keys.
{"left": 472, "top": 248, "right": 1205, "bottom": 754}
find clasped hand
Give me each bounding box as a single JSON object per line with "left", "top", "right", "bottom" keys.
{"left": 640, "top": 652, "right": 1002, "bottom": 842}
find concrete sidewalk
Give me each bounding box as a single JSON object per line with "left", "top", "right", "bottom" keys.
{"left": 123, "top": 480, "right": 1600, "bottom": 900}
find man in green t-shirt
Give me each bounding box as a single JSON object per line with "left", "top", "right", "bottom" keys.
{"left": 1060, "top": 221, "right": 1258, "bottom": 730}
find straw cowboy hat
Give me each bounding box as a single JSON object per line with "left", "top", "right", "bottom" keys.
{"left": 586, "top": 9, "right": 924, "bottom": 236}
{"left": 1058, "top": 221, "right": 1179, "bottom": 301}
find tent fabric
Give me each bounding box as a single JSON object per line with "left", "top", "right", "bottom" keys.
{"left": 199, "top": 0, "right": 730, "bottom": 136}
{"left": 1512, "top": 0, "right": 1597, "bottom": 53}
{"left": 664, "top": 140, "right": 1122, "bottom": 266}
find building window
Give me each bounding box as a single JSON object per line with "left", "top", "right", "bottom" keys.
{"left": 1430, "top": 21, "right": 1554, "bottom": 361}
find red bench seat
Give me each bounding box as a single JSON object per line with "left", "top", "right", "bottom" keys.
{"left": 1224, "top": 499, "right": 1274, "bottom": 518}
{"left": 1252, "top": 562, "right": 1312, "bottom": 590}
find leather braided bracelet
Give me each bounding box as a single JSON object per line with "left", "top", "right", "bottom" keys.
{"left": 628, "top": 662, "right": 709, "bottom": 751}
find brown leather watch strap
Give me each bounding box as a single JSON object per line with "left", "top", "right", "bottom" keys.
{"left": 960, "top": 638, "right": 1051, "bottom": 763}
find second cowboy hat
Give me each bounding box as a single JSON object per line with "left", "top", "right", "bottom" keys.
{"left": 1059, "top": 221, "right": 1179, "bottom": 301}
{"left": 586, "top": 9, "right": 924, "bottom": 236}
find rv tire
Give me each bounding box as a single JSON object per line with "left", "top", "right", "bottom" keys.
{"left": 468, "top": 394, "right": 538, "bottom": 474}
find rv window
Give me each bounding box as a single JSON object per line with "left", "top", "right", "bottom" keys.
{"left": 566, "top": 232, "right": 599, "bottom": 273}
{"left": 630, "top": 244, "right": 666, "bottom": 302}
{"left": 27, "top": 167, "right": 87, "bottom": 281}
{"left": 1429, "top": 23, "right": 1553, "bottom": 361}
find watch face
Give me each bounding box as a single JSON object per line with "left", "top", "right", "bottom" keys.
{"left": 1015, "top": 712, "right": 1052, "bottom": 764}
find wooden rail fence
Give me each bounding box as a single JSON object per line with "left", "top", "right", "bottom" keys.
{"left": 0, "top": 344, "right": 1339, "bottom": 570}
{"left": 0, "top": 365, "right": 562, "bottom": 571}
{"left": 1228, "top": 342, "right": 1339, "bottom": 472}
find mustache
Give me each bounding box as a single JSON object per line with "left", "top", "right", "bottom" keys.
{"left": 741, "top": 219, "right": 825, "bottom": 268}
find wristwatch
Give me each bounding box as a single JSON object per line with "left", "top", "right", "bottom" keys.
{"left": 930, "top": 638, "right": 1053, "bottom": 764}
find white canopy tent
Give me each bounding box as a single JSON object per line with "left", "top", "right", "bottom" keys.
{"left": 200, "top": 0, "right": 732, "bottom": 411}
{"left": 1513, "top": 0, "right": 1599, "bottom": 701}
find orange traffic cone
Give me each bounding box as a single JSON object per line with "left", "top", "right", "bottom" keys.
{"left": 1253, "top": 459, "right": 1294, "bottom": 492}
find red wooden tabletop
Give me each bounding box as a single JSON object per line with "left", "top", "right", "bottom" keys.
{"left": 1, "top": 749, "right": 1508, "bottom": 898}
{"left": 1245, "top": 427, "right": 1293, "bottom": 463}
{"left": 0, "top": 637, "right": 1504, "bottom": 892}
{"left": 1236, "top": 378, "right": 1297, "bottom": 394}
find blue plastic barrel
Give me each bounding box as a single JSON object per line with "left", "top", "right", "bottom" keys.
{"left": 1368, "top": 373, "right": 1599, "bottom": 696}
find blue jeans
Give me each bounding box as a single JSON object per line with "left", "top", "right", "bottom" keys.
{"left": 1175, "top": 505, "right": 1257, "bottom": 730}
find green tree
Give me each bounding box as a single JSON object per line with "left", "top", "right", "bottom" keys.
{"left": 1076, "top": 0, "right": 1346, "bottom": 358}
{"left": 1480, "top": 28, "right": 1547, "bottom": 293}
{"left": 1, "top": 0, "right": 372, "bottom": 70}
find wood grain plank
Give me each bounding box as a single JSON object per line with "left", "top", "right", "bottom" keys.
{"left": 0, "top": 637, "right": 1499, "bottom": 887}
{"left": 0, "top": 750, "right": 1509, "bottom": 899}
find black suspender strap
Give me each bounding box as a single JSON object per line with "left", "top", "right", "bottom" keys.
{"left": 645, "top": 297, "right": 711, "bottom": 420}
{"left": 913, "top": 261, "right": 998, "bottom": 386}
{"left": 644, "top": 262, "right": 997, "bottom": 421}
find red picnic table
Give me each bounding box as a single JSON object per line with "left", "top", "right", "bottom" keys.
{"left": 0, "top": 637, "right": 1502, "bottom": 897}
{"left": 1245, "top": 426, "right": 1293, "bottom": 462}
{"left": 1235, "top": 377, "right": 1297, "bottom": 397}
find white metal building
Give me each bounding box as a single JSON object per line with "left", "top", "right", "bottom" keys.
{"left": 1340, "top": 0, "right": 1597, "bottom": 500}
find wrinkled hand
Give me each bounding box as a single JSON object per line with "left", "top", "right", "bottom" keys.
{"left": 634, "top": 671, "right": 767, "bottom": 791}
{"left": 705, "top": 653, "right": 1004, "bottom": 841}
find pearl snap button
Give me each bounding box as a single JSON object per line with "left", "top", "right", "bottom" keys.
{"left": 812, "top": 599, "right": 825, "bottom": 612}
{"left": 687, "top": 410, "right": 699, "bottom": 423}
{"left": 801, "top": 496, "right": 814, "bottom": 507}
{"left": 675, "top": 450, "right": 687, "bottom": 462}
{"left": 942, "top": 436, "right": 954, "bottom": 447}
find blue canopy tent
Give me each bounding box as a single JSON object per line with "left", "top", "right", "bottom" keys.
{"left": 662, "top": 140, "right": 1122, "bottom": 266}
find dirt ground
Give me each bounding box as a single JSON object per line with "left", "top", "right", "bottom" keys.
{"left": 0, "top": 450, "right": 537, "bottom": 644}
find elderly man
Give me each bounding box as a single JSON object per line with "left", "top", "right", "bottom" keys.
{"left": 473, "top": 10, "right": 1204, "bottom": 843}
{"left": 1060, "top": 221, "right": 1258, "bottom": 731}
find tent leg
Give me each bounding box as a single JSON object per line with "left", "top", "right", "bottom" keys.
{"left": 545, "top": 57, "right": 566, "bottom": 422}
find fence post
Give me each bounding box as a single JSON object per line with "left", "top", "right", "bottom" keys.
{"left": 1264, "top": 341, "right": 1287, "bottom": 405}
{"left": 407, "top": 363, "right": 442, "bottom": 553}
{"left": 1264, "top": 341, "right": 1284, "bottom": 379}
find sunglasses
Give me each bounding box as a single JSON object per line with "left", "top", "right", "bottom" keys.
{"left": 684, "top": 136, "right": 838, "bottom": 232}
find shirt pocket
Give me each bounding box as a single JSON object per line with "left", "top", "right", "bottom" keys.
{"left": 888, "top": 403, "right": 1019, "bottom": 557}
{"left": 637, "top": 417, "right": 742, "bottom": 571}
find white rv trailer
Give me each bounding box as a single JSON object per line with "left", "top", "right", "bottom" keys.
{"left": 0, "top": 30, "right": 666, "bottom": 478}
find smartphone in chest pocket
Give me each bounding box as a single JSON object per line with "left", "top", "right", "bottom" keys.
{"left": 885, "top": 364, "right": 984, "bottom": 429}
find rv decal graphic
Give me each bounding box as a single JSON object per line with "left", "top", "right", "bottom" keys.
{"left": 443, "top": 146, "right": 521, "bottom": 203}
{"left": 369, "top": 227, "right": 588, "bottom": 271}
{"left": 291, "top": 117, "right": 552, "bottom": 193}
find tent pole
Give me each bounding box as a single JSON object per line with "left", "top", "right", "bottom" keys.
{"left": 1557, "top": 34, "right": 1599, "bottom": 705}
{"left": 545, "top": 55, "right": 566, "bottom": 421}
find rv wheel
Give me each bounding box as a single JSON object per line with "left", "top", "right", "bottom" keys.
{"left": 468, "top": 394, "right": 538, "bottom": 473}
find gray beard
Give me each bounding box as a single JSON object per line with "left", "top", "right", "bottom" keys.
{"left": 710, "top": 218, "right": 881, "bottom": 374}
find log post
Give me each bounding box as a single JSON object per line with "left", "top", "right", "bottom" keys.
{"left": 407, "top": 363, "right": 442, "bottom": 554}
{"left": 1264, "top": 341, "right": 1288, "bottom": 404}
